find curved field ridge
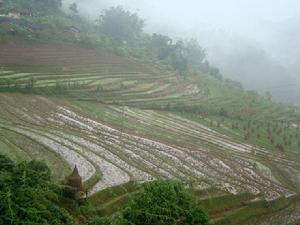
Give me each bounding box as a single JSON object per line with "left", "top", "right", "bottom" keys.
{"left": 0, "top": 93, "right": 299, "bottom": 200}
{"left": 0, "top": 43, "right": 208, "bottom": 108}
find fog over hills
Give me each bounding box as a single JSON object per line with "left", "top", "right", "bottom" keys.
{"left": 64, "top": 0, "right": 300, "bottom": 104}
{"left": 2, "top": 1, "right": 300, "bottom": 223}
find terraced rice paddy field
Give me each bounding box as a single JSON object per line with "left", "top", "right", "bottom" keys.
{"left": 0, "top": 44, "right": 189, "bottom": 103}
{"left": 0, "top": 94, "right": 300, "bottom": 223}
{"left": 0, "top": 44, "right": 300, "bottom": 224}
{"left": 2, "top": 43, "right": 294, "bottom": 118}
{"left": 0, "top": 44, "right": 282, "bottom": 114}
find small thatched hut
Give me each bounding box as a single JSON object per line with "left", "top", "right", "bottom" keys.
{"left": 66, "top": 165, "right": 84, "bottom": 192}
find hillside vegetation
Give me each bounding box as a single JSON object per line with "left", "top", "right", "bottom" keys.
{"left": 0, "top": 0, "right": 300, "bottom": 224}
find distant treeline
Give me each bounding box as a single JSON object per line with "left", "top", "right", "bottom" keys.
{"left": 0, "top": 0, "right": 224, "bottom": 79}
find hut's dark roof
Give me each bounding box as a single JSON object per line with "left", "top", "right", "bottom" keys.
{"left": 68, "top": 165, "right": 81, "bottom": 180}
{"left": 67, "top": 165, "right": 84, "bottom": 191}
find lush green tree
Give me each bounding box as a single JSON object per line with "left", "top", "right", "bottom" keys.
{"left": 208, "top": 66, "right": 222, "bottom": 80}
{"left": 69, "top": 2, "right": 78, "bottom": 14}
{"left": 121, "top": 180, "right": 209, "bottom": 225}
{"left": 168, "top": 41, "right": 189, "bottom": 75}
{"left": 185, "top": 39, "right": 206, "bottom": 68}
{"left": 150, "top": 33, "right": 173, "bottom": 60}
{"left": 148, "top": 37, "right": 208, "bottom": 76}
{"left": 0, "top": 155, "right": 74, "bottom": 225}
{"left": 98, "top": 6, "right": 144, "bottom": 43}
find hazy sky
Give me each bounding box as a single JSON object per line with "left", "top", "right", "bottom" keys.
{"left": 128, "top": 0, "right": 299, "bottom": 25}
{"left": 73, "top": 0, "right": 300, "bottom": 30}
{"left": 71, "top": 0, "right": 300, "bottom": 47}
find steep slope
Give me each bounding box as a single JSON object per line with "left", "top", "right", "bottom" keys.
{"left": 0, "top": 93, "right": 299, "bottom": 199}
{"left": 0, "top": 43, "right": 298, "bottom": 122}
{"left": 0, "top": 43, "right": 300, "bottom": 225}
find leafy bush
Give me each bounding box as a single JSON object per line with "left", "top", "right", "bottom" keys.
{"left": 87, "top": 216, "right": 111, "bottom": 225}
{"left": 0, "top": 154, "right": 75, "bottom": 225}
{"left": 121, "top": 180, "right": 209, "bottom": 225}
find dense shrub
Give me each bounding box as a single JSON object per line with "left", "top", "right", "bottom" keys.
{"left": 87, "top": 216, "right": 111, "bottom": 225}
{"left": 0, "top": 154, "right": 75, "bottom": 225}
{"left": 121, "top": 180, "right": 209, "bottom": 225}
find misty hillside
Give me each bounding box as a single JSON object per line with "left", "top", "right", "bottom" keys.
{"left": 204, "top": 16, "right": 300, "bottom": 105}
{"left": 266, "top": 15, "right": 300, "bottom": 83}
{"left": 204, "top": 36, "right": 300, "bottom": 104}
{"left": 71, "top": 0, "right": 300, "bottom": 105}
{"left": 0, "top": 1, "right": 300, "bottom": 225}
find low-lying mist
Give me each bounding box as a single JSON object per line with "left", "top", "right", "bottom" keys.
{"left": 63, "top": 0, "right": 300, "bottom": 105}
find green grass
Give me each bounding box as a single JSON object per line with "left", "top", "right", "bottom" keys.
{"left": 213, "top": 195, "right": 300, "bottom": 225}
{"left": 0, "top": 135, "right": 30, "bottom": 162}
{"left": 178, "top": 111, "right": 300, "bottom": 155}
{"left": 88, "top": 182, "right": 141, "bottom": 212}
{"left": 0, "top": 127, "right": 71, "bottom": 180}
{"left": 84, "top": 172, "right": 103, "bottom": 191}
{"left": 200, "top": 193, "right": 254, "bottom": 216}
